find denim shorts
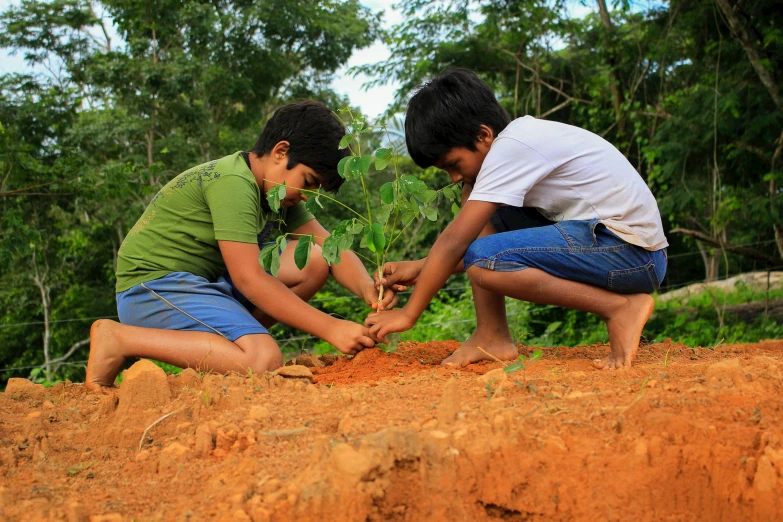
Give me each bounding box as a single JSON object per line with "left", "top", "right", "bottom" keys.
{"left": 116, "top": 272, "right": 268, "bottom": 341}
{"left": 464, "top": 219, "right": 667, "bottom": 294}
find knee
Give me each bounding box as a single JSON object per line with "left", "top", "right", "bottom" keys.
{"left": 466, "top": 264, "right": 484, "bottom": 283}
{"left": 250, "top": 343, "right": 283, "bottom": 373}
{"left": 90, "top": 319, "right": 118, "bottom": 338}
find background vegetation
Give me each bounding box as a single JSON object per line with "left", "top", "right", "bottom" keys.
{"left": 1, "top": 0, "right": 781, "bottom": 386}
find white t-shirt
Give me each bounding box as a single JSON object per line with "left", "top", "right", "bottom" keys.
{"left": 468, "top": 116, "right": 668, "bottom": 251}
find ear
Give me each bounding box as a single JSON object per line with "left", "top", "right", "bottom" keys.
{"left": 475, "top": 125, "right": 495, "bottom": 153}
{"left": 271, "top": 141, "right": 290, "bottom": 163}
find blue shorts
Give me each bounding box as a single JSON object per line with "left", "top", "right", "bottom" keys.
{"left": 464, "top": 219, "right": 667, "bottom": 294}
{"left": 116, "top": 272, "right": 268, "bottom": 341}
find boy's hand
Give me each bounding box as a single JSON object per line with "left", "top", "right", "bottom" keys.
{"left": 374, "top": 261, "right": 423, "bottom": 291}
{"left": 361, "top": 283, "right": 399, "bottom": 312}
{"left": 327, "top": 320, "right": 377, "bottom": 355}
{"left": 364, "top": 309, "right": 416, "bottom": 342}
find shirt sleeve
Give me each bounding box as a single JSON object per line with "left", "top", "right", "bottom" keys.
{"left": 467, "top": 136, "right": 555, "bottom": 207}
{"left": 282, "top": 202, "right": 315, "bottom": 233}
{"left": 204, "top": 174, "right": 260, "bottom": 243}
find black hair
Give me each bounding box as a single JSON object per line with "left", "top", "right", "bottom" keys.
{"left": 253, "top": 100, "right": 347, "bottom": 193}
{"left": 405, "top": 68, "right": 511, "bottom": 168}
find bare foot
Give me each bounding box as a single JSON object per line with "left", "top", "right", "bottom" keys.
{"left": 85, "top": 319, "right": 126, "bottom": 393}
{"left": 442, "top": 331, "right": 518, "bottom": 368}
{"left": 593, "top": 294, "right": 654, "bottom": 370}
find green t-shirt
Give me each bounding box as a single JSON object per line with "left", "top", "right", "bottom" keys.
{"left": 116, "top": 151, "right": 314, "bottom": 292}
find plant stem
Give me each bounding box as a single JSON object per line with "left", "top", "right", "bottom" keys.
{"left": 263, "top": 179, "right": 369, "bottom": 224}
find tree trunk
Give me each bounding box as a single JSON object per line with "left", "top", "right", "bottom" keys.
{"left": 714, "top": 0, "right": 782, "bottom": 111}
{"left": 696, "top": 242, "right": 722, "bottom": 282}
{"left": 30, "top": 247, "right": 53, "bottom": 379}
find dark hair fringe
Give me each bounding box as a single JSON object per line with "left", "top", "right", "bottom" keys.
{"left": 253, "top": 101, "right": 348, "bottom": 193}
{"left": 405, "top": 68, "right": 511, "bottom": 168}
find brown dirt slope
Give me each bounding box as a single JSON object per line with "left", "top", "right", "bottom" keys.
{"left": 1, "top": 339, "right": 782, "bottom": 521}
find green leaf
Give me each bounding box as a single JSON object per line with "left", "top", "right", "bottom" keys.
{"left": 364, "top": 222, "right": 386, "bottom": 253}
{"left": 374, "top": 148, "right": 392, "bottom": 170}
{"left": 259, "top": 243, "right": 281, "bottom": 276}
{"left": 338, "top": 233, "right": 353, "bottom": 252}
{"left": 442, "top": 184, "right": 461, "bottom": 202}
{"left": 375, "top": 204, "right": 393, "bottom": 225}
{"left": 344, "top": 157, "right": 363, "bottom": 180}
{"left": 545, "top": 321, "right": 562, "bottom": 335}
{"left": 359, "top": 154, "right": 373, "bottom": 176}
{"left": 400, "top": 175, "right": 422, "bottom": 194}
{"left": 304, "top": 192, "right": 324, "bottom": 213}
{"left": 276, "top": 234, "right": 288, "bottom": 253}
{"left": 530, "top": 349, "right": 544, "bottom": 361}
{"left": 503, "top": 362, "right": 523, "bottom": 374}
{"left": 348, "top": 220, "right": 365, "bottom": 235}
{"left": 379, "top": 182, "right": 395, "bottom": 204}
{"left": 322, "top": 236, "right": 340, "bottom": 266}
{"left": 401, "top": 198, "right": 419, "bottom": 225}
{"left": 451, "top": 202, "right": 460, "bottom": 216}
{"left": 338, "top": 133, "right": 353, "bottom": 150}
{"left": 337, "top": 156, "right": 351, "bottom": 178}
{"left": 413, "top": 189, "right": 437, "bottom": 204}
{"left": 266, "top": 182, "right": 287, "bottom": 213}
{"left": 294, "top": 235, "right": 313, "bottom": 270}
{"left": 421, "top": 206, "right": 437, "bottom": 221}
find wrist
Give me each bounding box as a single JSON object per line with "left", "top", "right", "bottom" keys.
{"left": 402, "top": 304, "right": 423, "bottom": 323}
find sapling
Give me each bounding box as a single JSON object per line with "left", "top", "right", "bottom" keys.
{"left": 504, "top": 349, "right": 544, "bottom": 385}
{"left": 259, "top": 108, "right": 461, "bottom": 306}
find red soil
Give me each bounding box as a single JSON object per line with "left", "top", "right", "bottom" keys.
{"left": 1, "top": 339, "right": 782, "bottom": 521}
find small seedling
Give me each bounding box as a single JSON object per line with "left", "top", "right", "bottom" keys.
{"left": 199, "top": 391, "right": 211, "bottom": 407}
{"left": 504, "top": 349, "right": 543, "bottom": 385}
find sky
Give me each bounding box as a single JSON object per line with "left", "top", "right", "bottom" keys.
{"left": 331, "top": 0, "right": 402, "bottom": 119}
{"left": 0, "top": 0, "right": 402, "bottom": 120}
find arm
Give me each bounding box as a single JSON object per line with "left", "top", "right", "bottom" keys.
{"left": 366, "top": 200, "right": 499, "bottom": 339}
{"left": 219, "top": 240, "right": 375, "bottom": 353}
{"left": 376, "top": 182, "right": 497, "bottom": 289}
{"left": 290, "top": 219, "right": 398, "bottom": 310}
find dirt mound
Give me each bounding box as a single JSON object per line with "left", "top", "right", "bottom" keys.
{"left": 1, "top": 339, "right": 782, "bottom": 521}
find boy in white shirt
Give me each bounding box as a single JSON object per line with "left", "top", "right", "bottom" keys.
{"left": 366, "top": 69, "right": 668, "bottom": 370}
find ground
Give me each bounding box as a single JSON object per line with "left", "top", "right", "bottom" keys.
{"left": 1, "top": 339, "right": 782, "bottom": 522}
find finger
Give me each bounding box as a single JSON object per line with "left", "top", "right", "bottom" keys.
{"left": 376, "top": 325, "right": 391, "bottom": 342}
{"left": 392, "top": 284, "right": 407, "bottom": 292}
{"left": 359, "top": 335, "right": 375, "bottom": 348}
{"left": 383, "top": 262, "right": 396, "bottom": 276}
{"left": 380, "top": 271, "right": 405, "bottom": 286}
{"left": 365, "top": 314, "right": 379, "bottom": 327}
{"left": 369, "top": 322, "right": 381, "bottom": 337}
{"left": 381, "top": 292, "right": 397, "bottom": 311}
{"left": 367, "top": 327, "right": 388, "bottom": 344}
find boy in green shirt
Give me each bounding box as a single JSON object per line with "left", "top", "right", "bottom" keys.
{"left": 86, "top": 101, "right": 391, "bottom": 392}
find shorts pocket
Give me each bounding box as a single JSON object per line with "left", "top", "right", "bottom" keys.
{"left": 608, "top": 262, "right": 660, "bottom": 294}
{"left": 554, "top": 219, "right": 599, "bottom": 249}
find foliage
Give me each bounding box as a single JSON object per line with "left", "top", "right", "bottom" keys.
{"left": 259, "top": 108, "right": 461, "bottom": 305}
